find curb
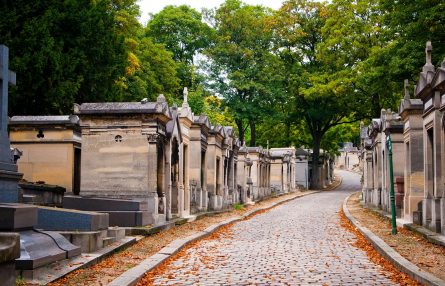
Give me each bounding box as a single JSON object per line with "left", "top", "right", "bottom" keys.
{"left": 342, "top": 193, "right": 445, "bottom": 286}
{"left": 109, "top": 188, "right": 336, "bottom": 286}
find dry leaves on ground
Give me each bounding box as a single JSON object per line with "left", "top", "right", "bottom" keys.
{"left": 46, "top": 191, "right": 309, "bottom": 286}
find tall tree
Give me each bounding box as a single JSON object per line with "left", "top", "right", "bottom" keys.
{"left": 146, "top": 5, "right": 214, "bottom": 92}
{"left": 274, "top": 0, "right": 366, "bottom": 189}
{"left": 0, "top": 0, "right": 127, "bottom": 115}
{"left": 205, "top": 0, "right": 277, "bottom": 146}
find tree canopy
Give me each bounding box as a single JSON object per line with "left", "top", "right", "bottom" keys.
{"left": 2, "top": 0, "right": 445, "bottom": 188}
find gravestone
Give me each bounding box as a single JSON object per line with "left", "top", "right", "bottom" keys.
{"left": 0, "top": 45, "right": 22, "bottom": 203}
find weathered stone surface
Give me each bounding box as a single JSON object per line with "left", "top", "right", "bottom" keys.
{"left": 36, "top": 206, "right": 109, "bottom": 231}
{"left": 63, "top": 196, "right": 148, "bottom": 211}
{"left": 0, "top": 204, "right": 37, "bottom": 230}
{"left": 16, "top": 230, "right": 81, "bottom": 270}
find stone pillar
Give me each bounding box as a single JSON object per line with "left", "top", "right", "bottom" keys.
{"left": 147, "top": 134, "right": 160, "bottom": 224}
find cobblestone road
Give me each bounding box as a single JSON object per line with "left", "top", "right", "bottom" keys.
{"left": 153, "top": 170, "right": 397, "bottom": 285}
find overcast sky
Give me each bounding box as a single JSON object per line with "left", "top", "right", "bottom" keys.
{"left": 137, "top": 0, "right": 284, "bottom": 25}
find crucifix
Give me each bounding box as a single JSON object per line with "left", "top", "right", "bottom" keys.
{"left": 0, "top": 45, "right": 16, "bottom": 132}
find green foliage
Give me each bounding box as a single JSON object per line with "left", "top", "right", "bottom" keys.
{"left": 0, "top": 0, "right": 127, "bottom": 115}
{"left": 205, "top": 0, "right": 279, "bottom": 145}
{"left": 146, "top": 5, "right": 214, "bottom": 91}
{"left": 233, "top": 203, "right": 244, "bottom": 210}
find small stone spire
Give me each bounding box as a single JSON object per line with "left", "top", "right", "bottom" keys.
{"left": 404, "top": 79, "right": 410, "bottom": 100}
{"left": 182, "top": 87, "right": 189, "bottom": 107}
{"left": 157, "top": 94, "right": 166, "bottom": 103}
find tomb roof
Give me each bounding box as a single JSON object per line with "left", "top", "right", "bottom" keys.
{"left": 74, "top": 100, "right": 170, "bottom": 117}
{"left": 9, "top": 115, "right": 79, "bottom": 126}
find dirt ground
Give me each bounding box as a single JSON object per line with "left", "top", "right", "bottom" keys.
{"left": 45, "top": 189, "right": 319, "bottom": 286}
{"left": 345, "top": 192, "right": 445, "bottom": 285}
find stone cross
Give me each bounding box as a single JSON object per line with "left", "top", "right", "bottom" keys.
{"left": 426, "top": 41, "right": 432, "bottom": 65}
{"left": 183, "top": 87, "right": 188, "bottom": 102}
{"left": 404, "top": 79, "right": 410, "bottom": 99}
{"left": 0, "top": 45, "right": 16, "bottom": 132}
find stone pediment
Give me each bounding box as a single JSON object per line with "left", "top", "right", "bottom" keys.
{"left": 368, "top": 118, "right": 381, "bottom": 139}
{"left": 166, "top": 107, "right": 182, "bottom": 142}
{"left": 415, "top": 41, "right": 435, "bottom": 101}
{"left": 399, "top": 98, "right": 423, "bottom": 115}
{"left": 193, "top": 114, "right": 211, "bottom": 130}
{"left": 432, "top": 63, "right": 445, "bottom": 94}
{"left": 415, "top": 71, "right": 435, "bottom": 100}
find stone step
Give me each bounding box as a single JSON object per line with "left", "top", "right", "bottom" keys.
{"left": 107, "top": 227, "right": 125, "bottom": 241}
{"left": 102, "top": 237, "right": 115, "bottom": 247}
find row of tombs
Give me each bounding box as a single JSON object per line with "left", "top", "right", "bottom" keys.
{"left": 1, "top": 88, "right": 335, "bottom": 282}
{"left": 360, "top": 41, "right": 445, "bottom": 235}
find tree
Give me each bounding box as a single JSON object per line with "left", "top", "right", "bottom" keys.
{"left": 146, "top": 5, "right": 214, "bottom": 92}
{"left": 0, "top": 0, "right": 127, "bottom": 115}
{"left": 273, "top": 0, "right": 367, "bottom": 189}
{"left": 205, "top": 0, "right": 278, "bottom": 146}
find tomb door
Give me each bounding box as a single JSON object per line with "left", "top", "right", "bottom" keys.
{"left": 73, "top": 147, "right": 81, "bottom": 195}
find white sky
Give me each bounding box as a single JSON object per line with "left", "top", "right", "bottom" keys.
{"left": 137, "top": 0, "right": 284, "bottom": 25}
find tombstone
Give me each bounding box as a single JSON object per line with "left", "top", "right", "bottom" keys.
{"left": 399, "top": 79, "right": 424, "bottom": 223}
{"left": 0, "top": 45, "right": 22, "bottom": 203}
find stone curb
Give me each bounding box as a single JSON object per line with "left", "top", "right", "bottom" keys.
{"left": 342, "top": 193, "right": 445, "bottom": 286}
{"left": 108, "top": 188, "right": 339, "bottom": 286}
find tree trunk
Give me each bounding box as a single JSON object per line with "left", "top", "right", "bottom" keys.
{"left": 236, "top": 118, "right": 244, "bottom": 146}
{"left": 249, "top": 120, "right": 256, "bottom": 147}
{"left": 310, "top": 134, "right": 321, "bottom": 190}
{"left": 372, "top": 93, "right": 381, "bottom": 118}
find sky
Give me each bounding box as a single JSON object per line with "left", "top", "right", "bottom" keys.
{"left": 137, "top": 0, "right": 284, "bottom": 25}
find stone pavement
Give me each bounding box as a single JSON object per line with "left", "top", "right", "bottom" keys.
{"left": 152, "top": 170, "right": 398, "bottom": 285}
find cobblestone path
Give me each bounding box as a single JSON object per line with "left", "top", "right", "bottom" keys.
{"left": 153, "top": 170, "right": 397, "bottom": 285}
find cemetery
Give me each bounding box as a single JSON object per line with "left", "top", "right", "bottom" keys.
{"left": 0, "top": 43, "right": 335, "bottom": 285}
{"left": 360, "top": 41, "right": 445, "bottom": 235}
{"left": 3, "top": 0, "right": 445, "bottom": 284}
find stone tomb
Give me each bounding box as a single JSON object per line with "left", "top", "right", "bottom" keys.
{"left": 270, "top": 147, "right": 298, "bottom": 194}
{"left": 75, "top": 96, "right": 172, "bottom": 225}
{"left": 246, "top": 147, "right": 271, "bottom": 201}
{"left": 236, "top": 144, "right": 253, "bottom": 204}
{"left": 206, "top": 125, "right": 226, "bottom": 211}
{"left": 415, "top": 42, "right": 443, "bottom": 232}
{"left": 295, "top": 148, "right": 309, "bottom": 190}
{"left": 9, "top": 115, "right": 81, "bottom": 195}
{"left": 189, "top": 114, "right": 211, "bottom": 213}
{"left": 0, "top": 203, "right": 81, "bottom": 271}
{"left": 399, "top": 79, "right": 424, "bottom": 223}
